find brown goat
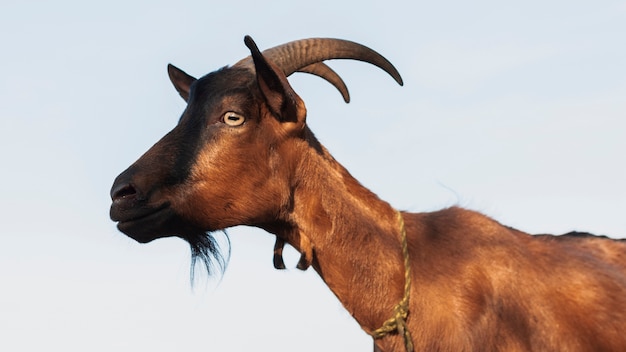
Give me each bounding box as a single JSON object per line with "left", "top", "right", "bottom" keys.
{"left": 110, "top": 36, "right": 626, "bottom": 351}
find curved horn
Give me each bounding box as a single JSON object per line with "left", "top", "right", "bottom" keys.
{"left": 298, "top": 63, "right": 350, "bottom": 103}
{"left": 235, "top": 36, "right": 402, "bottom": 101}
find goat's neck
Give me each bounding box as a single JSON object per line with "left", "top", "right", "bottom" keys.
{"left": 272, "top": 133, "right": 408, "bottom": 333}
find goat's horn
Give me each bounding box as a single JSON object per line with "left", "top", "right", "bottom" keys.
{"left": 299, "top": 62, "right": 351, "bottom": 103}
{"left": 235, "top": 36, "right": 403, "bottom": 101}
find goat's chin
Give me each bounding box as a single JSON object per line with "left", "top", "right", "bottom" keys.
{"left": 116, "top": 208, "right": 229, "bottom": 277}
{"left": 115, "top": 205, "right": 182, "bottom": 243}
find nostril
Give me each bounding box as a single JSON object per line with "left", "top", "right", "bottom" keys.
{"left": 111, "top": 183, "right": 137, "bottom": 202}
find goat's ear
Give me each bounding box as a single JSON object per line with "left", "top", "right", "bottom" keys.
{"left": 167, "top": 64, "right": 196, "bottom": 102}
{"left": 244, "top": 36, "right": 306, "bottom": 125}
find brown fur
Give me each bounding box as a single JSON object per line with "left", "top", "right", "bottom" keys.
{"left": 110, "top": 37, "right": 626, "bottom": 351}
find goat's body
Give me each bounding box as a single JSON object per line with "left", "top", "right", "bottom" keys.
{"left": 257, "top": 128, "right": 626, "bottom": 351}
{"left": 110, "top": 36, "right": 626, "bottom": 351}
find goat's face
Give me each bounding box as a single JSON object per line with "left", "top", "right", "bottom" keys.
{"left": 109, "top": 36, "right": 402, "bottom": 270}
{"left": 111, "top": 59, "right": 306, "bottom": 248}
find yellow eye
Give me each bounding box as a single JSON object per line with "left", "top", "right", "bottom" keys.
{"left": 223, "top": 112, "right": 246, "bottom": 126}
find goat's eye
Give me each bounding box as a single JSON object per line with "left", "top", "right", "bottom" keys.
{"left": 222, "top": 112, "right": 246, "bottom": 127}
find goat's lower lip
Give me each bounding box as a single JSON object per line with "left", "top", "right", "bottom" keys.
{"left": 115, "top": 204, "right": 172, "bottom": 242}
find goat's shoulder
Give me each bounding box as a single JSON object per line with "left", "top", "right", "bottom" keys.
{"left": 401, "top": 207, "right": 529, "bottom": 271}
{"left": 404, "top": 207, "right": 626, "bottom": 268}
{"left": 405, "top": 206, "right": 523, "bottom": 243}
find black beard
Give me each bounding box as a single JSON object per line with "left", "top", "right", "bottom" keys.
{"left": 183, "top": 229, "right": 230, "bottom": 281}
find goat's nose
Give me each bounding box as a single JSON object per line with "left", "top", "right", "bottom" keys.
{"left": 111, "top": 182, "right": 137, "bottom": 202}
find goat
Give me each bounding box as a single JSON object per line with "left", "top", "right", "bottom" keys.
{"left": 110, "top": 36, "right": 626, "bottom": 351}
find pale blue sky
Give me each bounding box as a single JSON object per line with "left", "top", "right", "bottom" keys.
{"left": 1, "top": 1, "right": 625, "bottom": 351}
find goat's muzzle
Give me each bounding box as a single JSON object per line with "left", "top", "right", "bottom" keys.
{"left": 110, "top": 175, "right": 178, "bottom": 243}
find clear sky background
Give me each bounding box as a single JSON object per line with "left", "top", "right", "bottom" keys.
{"left": 1, "top": 1, "right": 625, "bottom": 351}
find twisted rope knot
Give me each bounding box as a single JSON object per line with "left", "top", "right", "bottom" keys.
{"left": 370, "top": 299, "right": 409, "bottom": 338}
{"left": 370, "top": 211, "right": 414, "bottom": 352}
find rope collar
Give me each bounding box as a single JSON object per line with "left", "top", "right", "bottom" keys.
{"left": 370, "top": 211, "right": 414, "bottom": 352}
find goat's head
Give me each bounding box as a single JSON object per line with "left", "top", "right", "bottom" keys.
{"left": 109, "top": 36, "right": 402, "bottom": 273}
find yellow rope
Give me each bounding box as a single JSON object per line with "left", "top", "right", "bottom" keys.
{"left": 370, "top": 211, "right": 414, "bottom": 352}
